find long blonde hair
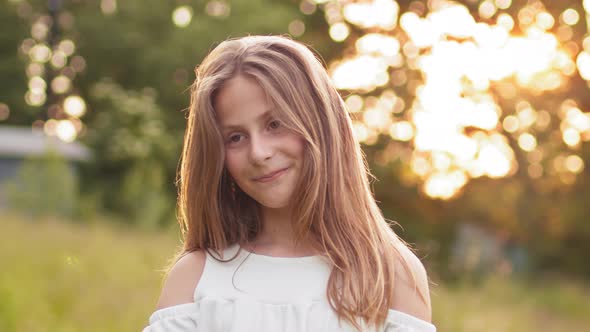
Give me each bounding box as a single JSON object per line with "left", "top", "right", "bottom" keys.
{"left": 171, "top": 35, "right": 426, "bottom": 330}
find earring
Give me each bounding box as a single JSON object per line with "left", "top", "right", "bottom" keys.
{"left": 230, "top": 179, "right": 236, "bottom": 198}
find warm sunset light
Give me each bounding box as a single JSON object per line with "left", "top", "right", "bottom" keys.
{"left": 317, "top": 0, "right": 590, "bottom": 199}
{"left": 329, "top": 22, "right": 350, "bottom": 42}
{"left": 342, "top": 0, "right": 398, "bottom": 30}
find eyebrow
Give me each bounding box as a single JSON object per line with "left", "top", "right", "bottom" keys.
{"left": 221, "top": 110, "right": 274, "bottom": 132}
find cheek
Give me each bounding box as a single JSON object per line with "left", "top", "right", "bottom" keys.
{"left": 224, "top": 152, "right": 239, "bottom": 177}
{"left": 290, "top": 136, "right": 305, "bottom": 159}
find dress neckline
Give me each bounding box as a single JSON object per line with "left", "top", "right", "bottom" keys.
{"left": 235, "top": 243, "right": 326, "bottom": 263}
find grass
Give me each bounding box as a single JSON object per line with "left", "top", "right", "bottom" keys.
{"left": 0, "top": 214, "right": 179, "bottom": 332}
{"left": 432, "top": 276, "right": 590, "bottom": 331}
{"left": 1, "top": 213, "right": 589, "bottom": 332}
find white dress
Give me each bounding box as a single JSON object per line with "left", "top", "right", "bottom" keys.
{"left": 143, "top": 243, "right": 436, "bottom": 332}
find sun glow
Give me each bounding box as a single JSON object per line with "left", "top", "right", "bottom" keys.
{"left": 320, "top": 0, "right": 590, "bottom": 199}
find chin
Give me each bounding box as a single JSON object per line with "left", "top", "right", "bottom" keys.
{"left": 253, "top": 195, "right": 292, "bottom": 210}
{"left": 258, "top": 200, "right": 290, "bottom": 210}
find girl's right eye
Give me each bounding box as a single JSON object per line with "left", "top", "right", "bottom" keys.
{"left": 227, "top": 134, "right": 244, "bottom": 145}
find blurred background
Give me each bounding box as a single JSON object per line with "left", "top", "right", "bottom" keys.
{"left": 1, "top": 0, "right": 589, "bottom": 331}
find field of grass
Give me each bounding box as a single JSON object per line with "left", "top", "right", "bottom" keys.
{"left": 1, "top": 213, "right": 589, "bottom": 332}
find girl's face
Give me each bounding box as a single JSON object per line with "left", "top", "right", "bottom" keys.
{"left": 214, "top": 75, "right": 304, "bottom": 210}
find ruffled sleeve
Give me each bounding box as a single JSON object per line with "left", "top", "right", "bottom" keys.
{"left": 142, "top": 303, "right": 199, "bottom": 332}
{"left": 383, "top": 309, "right": 436, "bottom": 332}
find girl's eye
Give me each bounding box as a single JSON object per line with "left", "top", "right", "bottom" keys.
{"left": 228, "top": 134, "right": 243, "bottom": 144}
{"left": 268, "top": 120, "right": 281, "bottom": 130}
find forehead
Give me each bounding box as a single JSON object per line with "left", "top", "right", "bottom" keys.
{"left": 214, "top": 75, "right": 272, "bottom": 125}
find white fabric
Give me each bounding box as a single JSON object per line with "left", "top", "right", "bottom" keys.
{"left": 143, "top": 243, "right": 436, "bottom": 332}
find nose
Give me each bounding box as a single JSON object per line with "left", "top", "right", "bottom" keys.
{"left": 249, "top": 133, "right": 274, "bottom": 164}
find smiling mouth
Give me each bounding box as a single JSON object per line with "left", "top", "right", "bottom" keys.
{"left": 254, "top": 167, "right": 289, "bottom": 182}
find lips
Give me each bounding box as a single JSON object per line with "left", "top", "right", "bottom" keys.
{"left": 254, "top": 167, "right": 289, "bottom": 182}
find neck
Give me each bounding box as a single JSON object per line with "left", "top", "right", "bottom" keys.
{"left": 247, "top": 204, "right": 319, "bottom": 255}
{"left": 256, "top": 205, "right": 296, "bottom": 245}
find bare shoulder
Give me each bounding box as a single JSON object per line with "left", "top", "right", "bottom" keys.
{"left": 155, "top": 250, "right": 207, "bottom": 310}
{"left": 390, "top": 243, "right": 432, "bottom": 322}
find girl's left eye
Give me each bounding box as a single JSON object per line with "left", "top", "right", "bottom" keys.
{"left": 268, "top": 120, "right": 281, "bottom": 130}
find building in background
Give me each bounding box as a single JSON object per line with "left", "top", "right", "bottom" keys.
{"left": 0, "top": 125, "right": 91, "bottom": 212}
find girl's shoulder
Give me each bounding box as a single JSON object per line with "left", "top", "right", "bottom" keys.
{"left": 390, "top": 243, "right": 432, "bottom": 323}
{"left": 154, "top": 250, "right": 207, "bottom": 311}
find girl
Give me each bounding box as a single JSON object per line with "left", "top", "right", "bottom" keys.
{"left": 143, "top": 35, "right": 435, "bottom": 332}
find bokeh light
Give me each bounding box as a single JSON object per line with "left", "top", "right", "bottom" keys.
{"left": 29, "top": 43, "right": 51, "bottom": 63}
{"left": 329, "top": 22, "right": 350, "bottom": 42}
{"left": 389, "top": 121, "right": 414, "bottom": 141}
{"left": 205, "top": 0, "right": 231, "bottom": 18}
{"left": 31, "top": 21, "right": 49, "bottom": 40}
{"left": 70, "top": 56, "right": 86, "bottom": 72}
{"left": 172, "top": 6, "right": 193, "bottom": 27}
{"left": 345, "top": 95, "right": 363, "bottom": 113}
{"left": 50, "top": 50, "right": 67, "bottom": 69}
{"left": 63, "top": 95, "right": 86, "bottom": 118}
{"left": 0, "top": 103, "right": 10, "bottom": 121}
{"left": 343, "top": 0, "right": 398, "bottom": 30}
{"left": 300, "top": 1, "right": 317, "bottom": 15}
{"left": 355, "top": 34, "right": 400, "bottom": 57}
{"left": 56, "top": 120, "right": 78, "bottom": 142}
{"left": 561, "top": 8, "right": 580, "bottom": 26}
{"left": 28, "top": 76, "right": 46, "bottom": 93}
{"left": 495, "top": 0, "right": 512, "bottom": 10}
{"left": 51, "top": 75, "right": 71, "bottom": 94}
{"left": 331, "top": 55, "right": 388, "bottom": 90}
{"left": 58, "top": 39, "right": 76, "bottom": 56}
{"left": 565, "top": 154, "right": 584, "bottom": 174}
{"left": 288, "top": 20, "right": 305, "bottom": 37}
{"left": 316, "top": 0, "right": 590, "bottom": 199}
{"left": 101, "top": 0, "right": 117, "bottom": 15}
